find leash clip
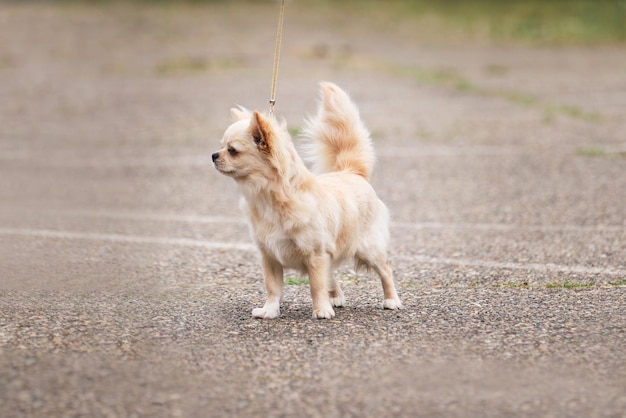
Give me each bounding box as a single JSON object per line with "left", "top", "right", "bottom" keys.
{"left": 269, "top": 99, "right": 276, "bottom": 116}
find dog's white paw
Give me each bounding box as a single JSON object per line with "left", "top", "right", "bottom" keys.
{"left": 312, "top": 306, "right": 335, "bottom": 319}
{"left": 382, "top": 298, "right": 403, "bottom": 310}
{"left": 330, "top": 293, "right": 345, "bottom": 307}
{"left": 252, "top": 305, "right": 280, "bottom": 319}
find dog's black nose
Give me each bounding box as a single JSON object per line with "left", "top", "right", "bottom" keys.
{"left": 212, "top": 152, "right": 220, "bottom": 162}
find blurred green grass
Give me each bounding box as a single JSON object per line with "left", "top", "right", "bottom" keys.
{"left": 41, "top": 0, "right": 626, "bottom": 44}
{"left": 383, "top": 0, "right": 626, "bottom": 44}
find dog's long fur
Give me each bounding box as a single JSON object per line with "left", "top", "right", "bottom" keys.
{"left": 212, "top": 82, "right": 402, "bottom": 319}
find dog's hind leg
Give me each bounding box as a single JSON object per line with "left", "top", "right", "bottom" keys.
{"left": 356, "top": 251, "right": 402, "bottom": 310}
{"left": 329, "top": 275, "right": 345, "bottom": 308}
{"left": 252, "top": 253, "right": 284, "bottom": 319}
{"left": 373, "top": 260, "right": 403, "bottom": 310}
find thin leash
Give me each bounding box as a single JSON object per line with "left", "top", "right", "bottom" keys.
{"left": 269, "top": 0, "right": 286, "bottom": 117}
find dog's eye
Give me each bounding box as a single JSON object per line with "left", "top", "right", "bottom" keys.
{"left": 228, "top": 147, "right": 238, "bottom": 156}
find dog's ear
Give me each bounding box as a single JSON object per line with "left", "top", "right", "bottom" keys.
{"left": 230, "top": 106, "right": 251, "bottom": 122}
{"left": 249, "top": 111, "right": 272, "bottom": 152}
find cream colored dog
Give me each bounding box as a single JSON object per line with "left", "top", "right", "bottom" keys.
{"left": 212, "top": 82, "right": 402, "bottom": 319}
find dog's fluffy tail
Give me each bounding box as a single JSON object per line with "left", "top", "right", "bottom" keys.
{"left": 301, "top": 82, "right": 375, "bottom": 180}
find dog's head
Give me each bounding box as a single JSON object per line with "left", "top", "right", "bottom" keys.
{"left": 212, "top": 107, "right": 292, "bottom": 185}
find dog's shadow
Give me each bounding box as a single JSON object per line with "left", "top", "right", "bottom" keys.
{"left": 222, "top": 282, "right": 405, "bottom": 323}
{"left": 227, "top": 300, "right": 402, "bottom": 323}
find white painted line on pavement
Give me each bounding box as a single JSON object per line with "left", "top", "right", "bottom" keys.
{"left": 378, "top": 145, "right": 521, "bottom": 158}
{"left": 393, "top": 255, "right": 626, "bottom": 277}
{"left": 58, "top": 210, "right": 246, "bottom": 225}
{"left": 391, "top": 221, "right": 626, "bottom": 233}
{"left": 0, "top": 228, "right": 256, "bottom": 252}
{"left": 1, "top": 227, "right": 623, "bottom": 277}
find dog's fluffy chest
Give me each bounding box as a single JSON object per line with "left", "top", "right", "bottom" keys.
{"left": 251, "top": 216, "right": 313, "bottom": 271}
{"left": 242, "top": 196, "right": 325, "bottom": 271}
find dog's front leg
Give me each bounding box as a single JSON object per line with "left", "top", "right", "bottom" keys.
{"left": 307, "top": 254, "right": 335, "bottom": 319}
{"left": 252, "top": 253, "right": 284, "bottom": 319}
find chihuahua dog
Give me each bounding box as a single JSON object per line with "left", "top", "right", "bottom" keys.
{"left": 212, "top": 82, "right": 402, "bottom": 319}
